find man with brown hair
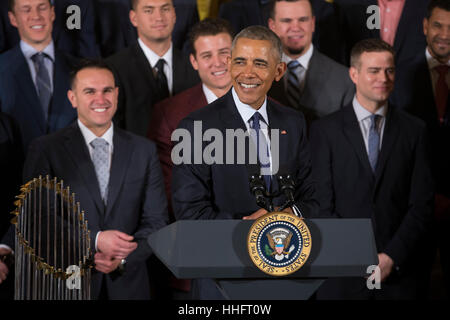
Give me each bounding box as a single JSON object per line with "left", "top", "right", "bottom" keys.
{"left": 310, "top": 38, "right": 434, "bottom": 299}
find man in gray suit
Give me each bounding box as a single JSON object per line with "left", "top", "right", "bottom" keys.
{"left": 268, "top": 0, "right": 354, "bottom": 125}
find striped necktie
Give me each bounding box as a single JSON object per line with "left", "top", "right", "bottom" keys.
{"left": 31, "top": 52, "right": 52, "bottom": 122}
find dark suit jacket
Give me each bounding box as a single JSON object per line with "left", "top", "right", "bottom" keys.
{"left": 337, "top": 0, "right": 429, "bottom": 66}
{"left": 106, "top": 43, "right": 200, "bottom": 136}
{"left": 0, "top": 45, "right": 78, "bottom": 153}
{"left": 172, "top": 89, "right": 318, "bottom": 299}
{"left": 22, "top": 123, "right": 168, "bottom": 300}
{"left": 148, "top": 83, "right": 207, "bottom": 220}
{"left": 390, "top": 51, "right": 450, "bottom": 199}
{"left": 0, "top": 0, "right": 99, "bottom": 58}
{"left": 95, "top": 0, "right": 198, "bottom": 57}
{"left": 172, "top": 89, "right": 318, "bottom": 220}
{"left": 269, "top": 49, "right": 354, "bottom": 125}
{"left": 0, "top": 113, "right": 23, "bottom": 240}
{"left": 310, "top": 105, "right": 434, "bottom": 298}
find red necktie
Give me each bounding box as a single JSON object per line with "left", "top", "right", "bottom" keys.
{"left": 434, "top": 65, "right": 449, "bottom": 124}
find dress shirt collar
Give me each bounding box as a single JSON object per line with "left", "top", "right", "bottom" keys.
{"left": 77, "top": 119, "right": 114, "bottom": 148}
{"left": 282, "top": 44, "right": 314, "bottom": 70}
{"left": 426, "top": 47, "right": 450, "bottom": 70}
{"left": 231, "top": 87, "right": 269, "bottom": 126}
{"left": 20, "top": 40, "right": 55, "bottom": 62}
{"left": 352, "top": 95, "right": 387, "bottom": 121}
{"left": 138, "top": 38, "right": 173, "bottom": 69}
{"left": 202, "top": 83, "right": 219, "bottom": 104}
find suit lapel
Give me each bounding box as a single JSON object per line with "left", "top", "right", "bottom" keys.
{"left": 13, "top": 47, "right": 46, "bottom": 133}
{"left": 133, "top": 43, "right": 158, "bottom": 94}
{"left": 342, "top": 106, "right": 374, "bottom": 178}
{"left": 374, "top": 107, "right": 400, "bottom": 188}
{"left": 172, "top": 48, "right": 185, "bottom": 94}
{"left": 48, "top": 50, "right": 72, "bottom": 132}
{"left": 63, "top": 124, "right": 104, "bottom": 213}
{"left": 219, "top": 90, "right": 248, "bottom": 132}
{"left": 392, "top": 0, "right": 411, "bottom": 56}
{"left": 105, "top": 128, "right": 133, "bottom": 219}
{"left": 300, "top": 50, "right": 325, "bottom": 109}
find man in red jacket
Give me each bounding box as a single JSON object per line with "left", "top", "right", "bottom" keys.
{"left": 148, "top": 18, "right": 234, "bottom": 219}
{"left": 147, "top": 17, "right": 233, "bottom": 299}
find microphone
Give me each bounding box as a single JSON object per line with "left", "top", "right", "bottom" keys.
{"left": 248, "top": 163, "right": 268, "bottom": 210}
{"left": 249, "top": 174, "right": 267, "bottom": 210}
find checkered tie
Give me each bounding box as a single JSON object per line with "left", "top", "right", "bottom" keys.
{"left": 368, "top": 114, "right": 380, "bottom": 172}
{"left": 90, "top": 138, "right": 110, "bottom": 202}
{"left": 31, "top": 52, "right": 52, "bottom": 122}
{"left": 249, "top": 112, "right": 271, "bottom": 191}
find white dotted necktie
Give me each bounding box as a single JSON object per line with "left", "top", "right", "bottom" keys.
{"left": 90, "top": 138, "right": 110, "bottom": 202}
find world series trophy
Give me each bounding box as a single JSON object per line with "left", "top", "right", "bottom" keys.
{"left": 247, "top": 173, "right": 312, "bottom": 276}
{"left": 9, "top": 176, "right": 93, "bottom": 300}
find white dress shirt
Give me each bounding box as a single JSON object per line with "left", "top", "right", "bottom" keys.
{"left": 352, "top": 96, "right": 387, "bottom": 154}
{"left": 202, "top": 84, "right": 219, "bottom": 104}
{"left": 138, "top": 38, "right": 174, "bottom": 95}
{"left": 232, "top": 87, "right": 272, "bottom": 173}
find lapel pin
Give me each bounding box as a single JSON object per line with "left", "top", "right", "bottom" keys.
{"left": 281, "top": 130, "right": 287, "bottom": 135}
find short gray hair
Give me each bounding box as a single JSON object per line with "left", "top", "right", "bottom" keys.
{"left": 231, "top": 25, "right": 283, "bottom": 63}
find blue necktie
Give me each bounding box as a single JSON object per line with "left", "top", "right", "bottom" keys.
{"left": 31, "top": 52, "right": 52, "bottom": 123}
{"left": 286, "top": 60, "right": 305, "bottom": 109}
{"left": 90, "top": 138, "right": 110, "bottom": 203}
{"left": 368, "top": 114, "right": 380, "bottom": 172}
{"left": 249, "top": 112, "right": 271, "bottom": 190}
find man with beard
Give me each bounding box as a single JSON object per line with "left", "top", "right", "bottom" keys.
{"left": 267, "top": 0, "right": 354, "bottom": 125}
{"left": 390, "top": 0, "right": 450, "bottom": 298}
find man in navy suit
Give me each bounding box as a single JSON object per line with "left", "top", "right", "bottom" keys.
{"left": 172, "top": 25, "right": 318, "bottom": 299}
{"left": 1, "top": 60, "right": 169, "bottom": 299}
{"left": 311, "top": 39, "right": 434, "bottom": 299}
{"left": 0, "top": 0, "right": 78, "bottom": 153}
{"left": 390, "top": 0, "right": 450, "bottom": 298}
{"left": 0, "top": 0, "right": 99, "bottom": 58}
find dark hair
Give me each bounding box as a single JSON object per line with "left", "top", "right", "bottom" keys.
{"left": 130, "top": 0, "right": 173, "bottom": 10}
{"left": 69, "top": 59, "right": 116, "bottom": 89}
{"left": 232, "top": 25, "right": 283, "bottom": 63}
{"left": 426, "top": 0, "right": 450, "bottom": 19}
{"left": 350, "top": 38, "right": 395, "bottom": 69}
{"left": 188, "top": 18, "right": 234, "bottom": 56}
{"left": 268, "top": 0, "right": 314, "bottom": 20}
{"left": 8, "top": 0, "right": 52, "bottom": 12}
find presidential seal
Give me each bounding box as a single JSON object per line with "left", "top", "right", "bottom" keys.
{"left": 247, "top": 212, "right": 311, "bottom": 276}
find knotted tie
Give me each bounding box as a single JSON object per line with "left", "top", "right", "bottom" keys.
{"left": 249, "top": 112, "right": 271, "bottom": 190}
{"left": 31, "top": 52, "right": 52, "bottom": 122}
{"left": 90, "top": 138, "right": 110, "bottom": 202}
{"left": 368, "top": 114, "right": 380, "bottom": 172}
{"left": 155, "top": 58, "right": 169, "bottom": 101}
{"left": 286, "top": 60, "right": 305, "bottom": 109}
